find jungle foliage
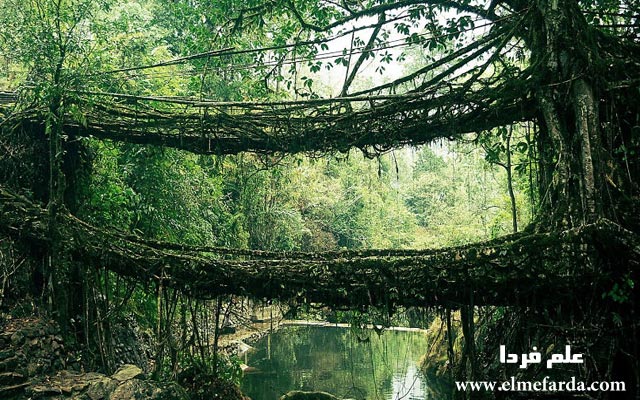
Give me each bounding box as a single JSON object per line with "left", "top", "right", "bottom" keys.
{"left": 1, "top": 0, "right": 639, "bottom": 399}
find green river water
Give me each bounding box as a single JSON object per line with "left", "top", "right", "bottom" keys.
{"left": 240, "top": 325, "right": 449, "bottom": 400}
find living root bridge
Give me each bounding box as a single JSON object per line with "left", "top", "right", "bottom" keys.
{"left": 1, "top": 185, "right": 638, "bottom": 309}
{"left": 4, "top": 80, "right": 535, "bottom": 156}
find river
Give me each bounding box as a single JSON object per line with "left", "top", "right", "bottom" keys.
{"left": 240, "top": 325, "right": 450, "bottom": 399}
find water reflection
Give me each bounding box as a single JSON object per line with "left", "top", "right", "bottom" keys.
{"left": 241, "top": 326, "right": 448, "bottom": 400}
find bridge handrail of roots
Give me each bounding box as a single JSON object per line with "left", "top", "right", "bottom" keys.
{"left": 0, "top": 68, "right": 534, "bottom": 156}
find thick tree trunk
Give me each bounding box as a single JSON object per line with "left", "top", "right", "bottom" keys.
{"left": 572, "top": 78, "right": 599, "bottom": 221}
{"left": 530, "top": 1, "right": 608, "bottom": 229}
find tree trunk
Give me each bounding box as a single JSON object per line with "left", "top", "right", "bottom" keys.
{"left": 530, "top": 1, "right": 608, "bottom": 228}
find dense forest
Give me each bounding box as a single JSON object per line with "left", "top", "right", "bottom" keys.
{"left": 0, "top": 0, "right": 639, "bottom": 399}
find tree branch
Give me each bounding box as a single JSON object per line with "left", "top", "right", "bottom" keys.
{"left": 284, "top": 0, "right": 499, "bottom": 33}
{"left": 341, "top": 12, "right": 386, "bottom": 96}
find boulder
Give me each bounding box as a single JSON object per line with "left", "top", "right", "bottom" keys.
{"left": 279, "top": 390, "right": 341, "bottom": 400}
{"left": 110, "top": 379, "right": 187, "bottom": 400}
{"left": 111, "top": 364, "right": 143, "bottom": 382}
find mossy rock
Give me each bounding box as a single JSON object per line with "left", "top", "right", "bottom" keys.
{"left": 279, "top": 390, "right": 341, "bottom": 400}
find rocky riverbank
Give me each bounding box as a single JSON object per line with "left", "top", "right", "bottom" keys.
{"left": 0, "top": 308, "right": 288, "bottom": 400}
{"left": 27, "top": 364, "right": 187, "bottom": 399}
{"left": 218, "top": 320, "right": 280, "bottom": 355}
{"left": 0, "top": 316, "right": 186, "bottom": 399}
